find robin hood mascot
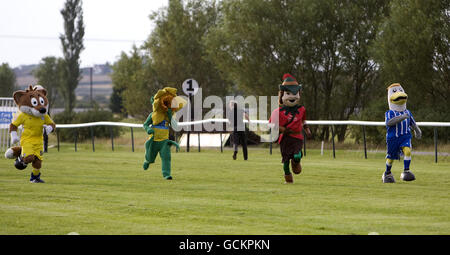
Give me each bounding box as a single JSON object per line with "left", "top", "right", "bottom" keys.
{"left": 382, "top": 83, "right": 421, "bottom": 183}
{"left": 143, "top": 87, "right": 186, "bottom": 180}
{"left": 269, "top": 74, "right": 311, "bottom": 184}
{"left": 4, "top": 85, "right": 55, "bottom": 183}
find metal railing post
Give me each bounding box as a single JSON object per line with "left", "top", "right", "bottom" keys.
{"left": 363, "top": 125, "right": 367, "bottom": 159}
{"left": 90, "top": 127, "right": 95, "bottom": 152}
{"left": 74, "top": 129, "right": 78, "bottom": 152}
{"left": 110, "top": 126, "right": 114, "bottom": 151}
{"left": 434, "top": 128, "right": 438, "bottom": 163}
{"left": 130, "top": 127, "right": 134, "bottom": 152}
{"left": 331, "top": 125, "right": 336, "bottom": 159}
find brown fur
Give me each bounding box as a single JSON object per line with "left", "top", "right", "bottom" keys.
{"left": 8, "top": 85, "right": 53, "bottom": 173}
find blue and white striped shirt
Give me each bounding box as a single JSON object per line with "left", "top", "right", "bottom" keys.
{"left": 385, "top": 110, "right": 416, "bottom": 140}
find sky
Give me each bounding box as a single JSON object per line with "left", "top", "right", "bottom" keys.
{"left": 0, "top": 0, "right": 168, "bottom": 68}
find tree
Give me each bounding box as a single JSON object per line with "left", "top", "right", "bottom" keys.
{"left": 144, "top": 0, "right": 232, "bottom": 98}
{"left": 33, "top": 56, "right": 64, "bottom": 113}
{"left": 205, "top": 0, "right": 389, "bottom": 141}
{"left": 59, "top": 0, "right": 85, "bottom": 114}
{"left": 372, "top": 0, "right": 450, "bottom": 140}
{"left": 111, "top": 46, "right": 156, "bottom": 119}
{"left": 0, "top": 63, "right": 16, "bottom": 97}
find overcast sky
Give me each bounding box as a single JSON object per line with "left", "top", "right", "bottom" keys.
{"left": 0, "top": 0, "right": 168, "bottom": 68}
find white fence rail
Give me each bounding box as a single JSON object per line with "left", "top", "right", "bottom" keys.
{"left": 1, "top": 116, "right": 449, "bottom": 162}
{"left": 52, "top": 119, "right": 449, "bottom": 162}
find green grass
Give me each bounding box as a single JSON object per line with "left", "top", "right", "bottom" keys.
{"left": 0, "top": 144, "right": 449, "bottom": 235}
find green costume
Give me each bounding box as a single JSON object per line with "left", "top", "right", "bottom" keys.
{"left": 143, "top": 110, "right": 179, "bottom": 179}
{"left": 142, "top": 87, "right": 185, "bottom": 180}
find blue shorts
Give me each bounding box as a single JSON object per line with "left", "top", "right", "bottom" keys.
{"left": 386, "top": 134, "right": 411, "bottom": 160}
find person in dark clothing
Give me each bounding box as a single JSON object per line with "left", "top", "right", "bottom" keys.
{"left": 228, "top": 101, "right": 250, "bottom": 160}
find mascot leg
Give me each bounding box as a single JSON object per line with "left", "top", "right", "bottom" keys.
{"left": 283, "top": 161, "right": 293, "bottom": 183}
{"left": 5, "top": 146, "right": 28, "bottom": 170}
{"left": 382, "top": 158, "right": 396, "bottom": 183}
{"left": 291, "top": 151, "right": 302, "bottom": 174}
{"left": 160, "top": 140, "right": 172, "bottom": 180}
{"left": 30, "top": 158, "right": 44, "bottom": 183}
{"left": 400, "top": 147, "right": 415, "bottom": 181}
{"left": 143, "top": 138, "right": 157, "bottom": 170}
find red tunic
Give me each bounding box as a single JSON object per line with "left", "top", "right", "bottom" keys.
{"left": 269, "top": 106, "right": 306, "bottom": 143}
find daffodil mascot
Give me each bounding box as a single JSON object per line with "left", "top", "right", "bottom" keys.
{"left": 382, "top": 83, "right": 422, "bottom": 183}
{"left": 143, "top": 87, "right": 186, "bottom": 180}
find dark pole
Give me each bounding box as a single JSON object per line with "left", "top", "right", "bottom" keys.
{"left": 110, "top": 126, "right": 114, "bottom": 151}
{"left": 130, "top": 127, "right": 134, "bottom": 152}
{"left": 74, "top": 129, "right": 78, "bottom": 152}
{"left": 90, "top": 67, "right": 93, "bottom": 105}
{"left": 434, "top": 127, "right": 438, "bottom": 163}
{"left": 187, "top": 94, "right": 193, "bottom": 152}
{"left": 198, "top": 132, "right": 200, "bottom": 152}
{"left": 331, "top": 125, "right": 336, "bottom": 159}
{"left": 363, "top": 125, "right": 367, "bottom": 159}
{"left": 220, "top": 132, "right": 223, "bottom": 153}
{"left": 269, "top": 128, "right": 272, "bottom": 155}
{"left": 57, "top": 129, "right": 60, "bottom": 152}
{"left": 90, "top": 127, "right": 95, "bottom": 152}
{"left": 303, "top": 130, "right": 306, "bottom": 157}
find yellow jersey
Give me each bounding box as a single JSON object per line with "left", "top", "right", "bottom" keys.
{"left": 11, "top": 112, "right": 55, "bottom": 146}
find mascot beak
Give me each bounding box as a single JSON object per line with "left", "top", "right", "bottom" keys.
{"left": 171, "top": 96, "right": 187, "bottom": 112}
{"left": 390, "top": 91, "right": 408, "bottom": 105}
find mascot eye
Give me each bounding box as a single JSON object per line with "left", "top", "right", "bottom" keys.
{"left": 39, "top": 97, "right": 45, "bottom": 105}
{"left": 31, "top": 98, "right": 38, "bottom": 106}
{"left": 393, "top": 89, "right": 397, "bottom": 93}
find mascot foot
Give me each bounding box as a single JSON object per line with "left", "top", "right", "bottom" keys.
{"left": 143, "top": 162, "right": 150, "bottom": 170}
{"left": 382, "top": 173, "right": 395, "bottom": 183}
{"left": 30, "top": 173, "right": 45, "bottom": 183}
{"left": 284, "top": 174, "right": 293, "bottom": 184}
{"left": 400, "top": 170, "right": 415, "bottom": 181}
{"left": 14, "top": 156, "right": 28, "bottom": 170}
{"left": 291, "top": 159, "right": 302, "bottom": 174}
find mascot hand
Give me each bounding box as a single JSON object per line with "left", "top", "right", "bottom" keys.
{"left": 414, "top": 125, "right": 422, "bottom": 139}
{"left": 305, "top": 127, "right": 312, "bottom": 139}
{"left": 146, "top": 127, "right": 154, "bottom": 135}
{"left": 10, "top": 131, "right": 19, "bottom": 144}
{"left": 44, "top": 125, "right": 53, "bottom": 134}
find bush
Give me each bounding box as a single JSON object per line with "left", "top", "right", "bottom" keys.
{"left": 53, "top": 108, "right": 124, "bottom": 142}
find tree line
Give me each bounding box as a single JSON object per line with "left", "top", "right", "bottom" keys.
{"left": 111, "top": 0, "right": 449, "bottom": 144}
{"left": 1, "top": 0, "right": 448, "bottom": 144}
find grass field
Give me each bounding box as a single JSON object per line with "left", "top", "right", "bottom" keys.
{"left": 0, "top": 143, "right": 449, "bottom": 235}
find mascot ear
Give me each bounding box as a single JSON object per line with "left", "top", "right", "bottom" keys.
{"left": 34, "top": 85, "right": 47, "bottom": 97}
{"left": 13, "top": 90, "right": 27, "bottom": 105}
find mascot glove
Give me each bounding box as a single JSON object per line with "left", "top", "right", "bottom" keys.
{"left": 10, "top": 131, "right": 19, "bottom": 144}
{"left": 414, "top": 126, "right": 422, "bottom": 139}
{"left": 146, "top": 127, "right": 155, "bottom": 135}
{"left": 44, "top": 125, "right": 53, "bottom": 134}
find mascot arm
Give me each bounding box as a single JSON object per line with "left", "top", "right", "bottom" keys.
{"left": 44, "top": 124, "right": 56, "bottom": 134}
{"left": 386, "top": 113, "right": 409, "bottom": 126}
{"left": 412, "top": 124, "right": 422, "bottom": 139}
{"left": 143, "top": 113, "right": 154, "bottom": 135}
{"left": 9, "top": 123, "right": 19, "bottom": 144}
{"left": 167, "top": 109, "right": 179, "bottom": 130}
